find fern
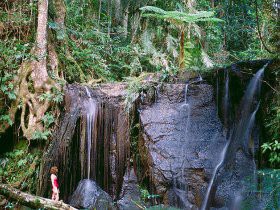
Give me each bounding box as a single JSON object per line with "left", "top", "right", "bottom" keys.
{"left": 141, "top": 30, "right": 156, "bottom": 54}
{"left": 140, "top": 6, "right": 223, "bottom": 25}
{"left": 166, "top": 34, "right": 178, "bottom": 58}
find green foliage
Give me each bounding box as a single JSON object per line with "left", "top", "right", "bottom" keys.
{"left": 38, "top": 86, "right": 64, "bottom": 103}
{"left": 262, "top": 69, "right": 280, "bottom": 168}
{"left": 262, "top": 100, "right": 280, "bottom": 167}
{"left": 31, "top": 130, "right": 52, "bottom": 141}
{"left": 124, "top": 73, "right": 156, "bottom": 111}
{"left": 0, "top": 115, "right": 13, "bottom": 127}
{"left": 41, "top": 112, "right": 55, "bottom": 128}
{"left": 146, "top": 206, "right": 181, "bottom": 210}
{"left": 262, "top": 140, "right": 280, "bottom": 166}
{"left": 140, "top": 187, "right": 160, "bottom": 201}
{"left": 0, "top": 141, "right": 41, "bottom": 193}
{"left": 140, "top": 6, "right": 223, "bottom": 24}
{"left": 240, "top": 169, "right": 280, "bottom": 209}
{"left": 0, "top": 73, "right": 16, "bottom": 100}
{"left": 140, "top": 4, "right": 223, "bottom": 71}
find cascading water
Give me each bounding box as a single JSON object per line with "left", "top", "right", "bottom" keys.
{"left": 231, "top": 102, "right": 260, "bottom": 209}
{"left": 172, "top": 82, "right": 192, "bottom": 208}
{"left": 38, "top": 84, "right": 131, "bottom": 200}
{"left": 184, "top": 83, "right": 189, "bottom": 104}
{"left": 200, "top": 136, "right": 231, "bottom": 210}
{"left": 223, "top": 69, "right": 230, "bottom": 133}
{"left": 201, "top": 64, "right": 268, "bottom": 210}
{"left": 247, "top": 102, "right": 260, "bottom": 190}
{"left": 84, "top": 87, "right": 97, "bottom": 179}
{"left": 216, "top": 71, "right": 219, "bottom": 117}
{"left": 181, "top": 83, "right": 191, "bottom": 134}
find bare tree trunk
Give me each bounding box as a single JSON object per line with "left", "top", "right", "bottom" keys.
{"left": 31, "top": 0, "right": 49, "bottom": 90}
{"left": 179, "top": 29, "right": 185, "bottom": 70}
{"left": 123, "top": 4, "right": 129, "bottom": 38}
{"left": 107, "top": 0, "right": 112, "bottom": 36}
{"left": 98, "top": 0, "right": 102, "bottom": 30}
{"left": 54, "top": 0, "right": 66, "bottom": 28}
{"left": 131, "top": 11, "right": 141, "bottom": 43}
{"left": 114, "top": 0, "right": 121, "bottom": 24}
{"left": 211, "top": 0, "right": 215, "bottom": 8}
{"left": 0, "top": 184, "right": 77, "bottom": 210}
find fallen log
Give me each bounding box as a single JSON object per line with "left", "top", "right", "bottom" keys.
{"left": 0, "top": 184, "right": 77, "bottom": 210}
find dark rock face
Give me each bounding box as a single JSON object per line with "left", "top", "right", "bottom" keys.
{"left": 69, "top": 179, "right": 115, "bottom": 210}
{"left": 37, "top": 83, "right": 130, "bottom": 201}
{"left": 139, "top": 83, "right": 255, "bottom": 209}
{"left": 117, "top": 167, "right": 143, "bottom": 210}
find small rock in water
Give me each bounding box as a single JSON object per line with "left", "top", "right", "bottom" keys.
{"left": 69, "top": 179, "right": 115, "bottom": 210}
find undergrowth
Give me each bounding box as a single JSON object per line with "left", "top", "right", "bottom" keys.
{"left": 0, "top": 140, "right": 42, "bottom": 194}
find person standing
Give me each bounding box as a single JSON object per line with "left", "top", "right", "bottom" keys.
{"left": 50, "top": 166, "right": 59, "bottom": 201}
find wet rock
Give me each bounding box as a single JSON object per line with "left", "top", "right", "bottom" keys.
{"left": 37, "top": 83, "right": 130, "bottom": 201}
{"left": 69, "top": 179, "right": 115, "bottom": 210}
{"left": 117, "top": 167, "right": 144, "bottom": 210}
{"left": 139, "top": 83, "right": 227, "bottom": 209}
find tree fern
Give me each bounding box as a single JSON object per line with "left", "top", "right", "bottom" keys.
{"left": 140, "top": 6, "right": 223, "bottom": 24}
{"left": 140, "top": 5, "right": 223, "bottom": 71}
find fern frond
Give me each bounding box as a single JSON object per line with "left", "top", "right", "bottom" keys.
{"left": 140, "top": 6, "right": 224, "bottom": 25}
{"left": 201, "top": 50, "right": 214, "bottom": 68}
{"left": 166, "top": 34, "right": 178, "bottom": 58}
{"left": 140, "top": 6, "right": 166, "bottom": 15}
{"left": 140, "top": 29, "right": 156, "bottom": 54}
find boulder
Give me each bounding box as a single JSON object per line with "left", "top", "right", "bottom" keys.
{"left": 69, "top": 179, "right": 115, "bottom": 210}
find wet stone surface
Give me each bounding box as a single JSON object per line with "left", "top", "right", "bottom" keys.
{"left": 139, "top": 83, "right": 228, "bottom": 209}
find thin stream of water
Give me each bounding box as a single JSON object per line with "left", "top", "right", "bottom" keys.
{"left": 84, "top": 87, "right": 97, "bottom": 179}
{"left": 223, "top": 70, "right": 230, "bottom": 132}
{"left": 201, "top": 64, "right": 267, "bottom": 210}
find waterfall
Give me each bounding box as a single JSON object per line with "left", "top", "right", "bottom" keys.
{"left": 201, "top": 64, "right": 267, "bottom": 210}
{"left": 173, "top": 82, "right": 192, "bottom": 207}
{"left": 216, "top": 71, "right": 219, "bottom": 117}
{"left": 84, "top": 87, "right": 97, "bottom": 179}
{"left": 199, "top": 74, "right": 203, "bottom": 82}
{"left": 223, "top": 69, "right": 230, "bottom": 132}
{"left": 200, "top": 138, "right": 231, "bottom": 210}
{"left": 181, "top": 83, "right": 191, "bottom": 133}
{"left": 185, "top": 83, "right": 189, "bottom": 104}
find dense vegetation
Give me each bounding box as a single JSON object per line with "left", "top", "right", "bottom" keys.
{"left": 0, "top": 0, "right": 279, "bottom": 206}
